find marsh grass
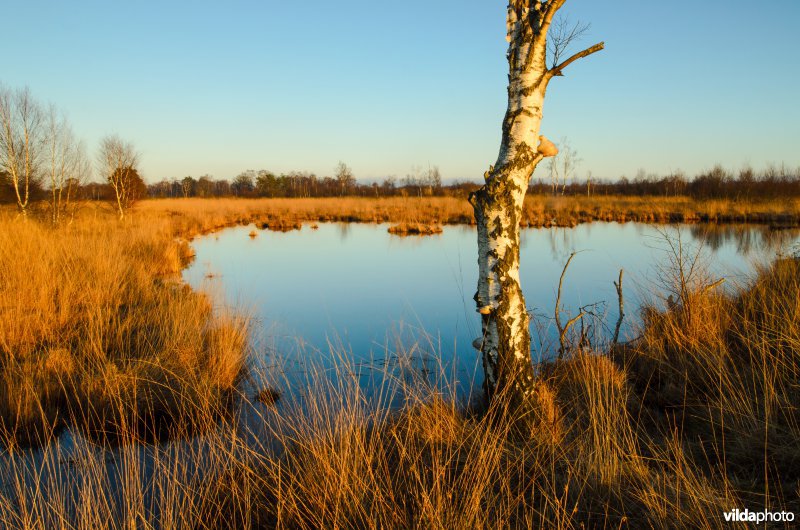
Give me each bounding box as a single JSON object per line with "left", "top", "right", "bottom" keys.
{"left": 1, "top": 201, "right": 799, "bottom": 528}
{"left": 0, "top": 205, "right": 248, "bottom": 448}
{"left": 136, "top": 195, "right": 800, "bottom": 235}
{"left": 387, "top": 222, "right": 444, "bottom": 236}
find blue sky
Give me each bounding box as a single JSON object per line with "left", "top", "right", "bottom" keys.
{"left": 2, "top": 0, "right": 799, "bottom": 183}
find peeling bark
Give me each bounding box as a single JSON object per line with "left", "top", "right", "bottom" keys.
{"left": 471, "top": 0, "right": 603, "bottom": 417}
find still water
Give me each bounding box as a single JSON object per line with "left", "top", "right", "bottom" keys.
{"left": 184, "top": 222, "right": 800, "bottom": 394}
{"left": 3, "top": 222, "right": 797, "bottom": 521}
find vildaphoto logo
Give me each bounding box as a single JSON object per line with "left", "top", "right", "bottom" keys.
{"left": 723, "top": 508, "right": 795, "bottom": 523}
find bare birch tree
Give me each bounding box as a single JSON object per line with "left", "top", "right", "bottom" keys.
{"left": 181, "top": 176, "right": 193, "bottom": 198}
{"left": 469, "top": 0, "right": 602, "bottom": 415}
{"left": 585, "top": 170, "right": 593, "bottom": 197}
{"left": 335, "top": 161, "right": 355, "bottom": 196}
{"left": 0, "top": 86, "right": 44, "bottom": 216}
{"left": 97, "top": 135, "right": 140, "bottom": 219}
{"left": 46, "top": 107, "right": 90, "bottom": 225}
{"left": 547, "top": 137, "right": 581, "bottom": 195}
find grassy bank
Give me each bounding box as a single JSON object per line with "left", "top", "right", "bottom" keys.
{"left": 1, "top": 200, "right": 799, "bottom": 528}
{"left": 193, "top": 255, "right": 800, "bottom": 529}
{"left": 136, "top": 195, "right": 800, "bottom": 235}
{"left": 0, "top": 204, "right": 248, "bottom": 448}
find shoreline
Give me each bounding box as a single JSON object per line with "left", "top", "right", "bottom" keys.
{"left": 2, "top": 199, "right": 800, "bottom": 527}
{"left": 132, "top": 196, "right": 800, "bottom": 241}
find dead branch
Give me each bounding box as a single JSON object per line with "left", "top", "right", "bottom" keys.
{"left": 555, "top": 251, "right": 582, "bottom": 359}
{"left": 702, "top": 278, "right": 726, "bottom": 294}
{"left": 548, "top": 15, "right": 591, "bottom": 68}
{"left": 560, "top": 310, "right": 586, "bottom": 358}
{"left": 547, "top": 41, "right": 605, "bottom": 79}
{"left": 612, "top": 269, "right": 625, "bottom": 349}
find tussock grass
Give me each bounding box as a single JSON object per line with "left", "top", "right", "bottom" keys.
{"left": 1, "top": 200, "right": 799, "bottom": 528}
{"left": 620, "top": 256, "right": 800, "bottom": 508}
{"left": 0, "top": 204, "right": 248, "bottom": 448}
{"left": 387, "top": 222, "right": 443, "bottom": 236}
{"left": 136, "top": 195, "right": 800, "bottom": 235}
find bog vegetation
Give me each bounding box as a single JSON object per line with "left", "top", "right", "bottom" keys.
{"left": 2, "top": 82, "right": 800, "bottom": 528}
{"left": 7, "top": 161, "right": 800, "bottom": 203}
{"left": 0, "top": 200, "right": 798, "bottom": 529}
{"left": 2, "top": 82, "right": 800, "bottom": 233}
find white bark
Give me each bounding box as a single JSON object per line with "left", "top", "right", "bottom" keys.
{"left": 46, "top": 107, "right": 87, "bottom": 225}
{"left": 0, "top": 86, "right": 43, "bottom": 216}
{"left": 97, "top": 135, "right": 139, "bottom": 219}
{"left": 471, "top": 0, "right": 603, "bottom": 413}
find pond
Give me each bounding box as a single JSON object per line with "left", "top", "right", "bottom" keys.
{"left": 3, "top": 222, "right": 798, "bottom": 523}
{"left": 183, "top": 222, "right": 800, "bottom": 398}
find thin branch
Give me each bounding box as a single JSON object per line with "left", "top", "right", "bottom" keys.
{"left": 546, "top": 41, "right": 605, "bottom": 79}
{"left": 560, "top": 310, "right": 586, "bottom": 355}
{"left": 555, "top": 250, "right": 583, "bottom": 359}
{"left": 612, "top": 269, "right": 625, "bottom": 349}
{"left": 554, "top": 252, "right": 576, "bottom": 339}
{"left": 548, "top": 15, "right": 591, "bottom": 68}
{"left": 702, "top": 278, "right": 726, "bottom": 295}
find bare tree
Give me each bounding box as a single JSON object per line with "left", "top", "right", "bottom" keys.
{"left": 181, "top": 176, "right": 194, "bottom": 198}
{"left": 548, "top": 14, "right": 591, "bottom": 71}
{"left": 585, "top": 170, "right": 593, "bottom": 197}
{"left": 0, "top": 85, "right": 44, "bottom": 216}
{"left": 46, "top": 106, "right": 90, "bottom": 225}
{"left": 335, "top": 161, "right": 355, "bottom": 196}
{"left": 547, "top": 137, "right": 581, "bottom": 195}
{"left": 97, "top": 135, "right": 140, "bottom": 219}
{"left": 469, "top": 1, "right": 603, "bottom": 415}
{"left": 232, "top": 172, "right": 254, "bottom": 196}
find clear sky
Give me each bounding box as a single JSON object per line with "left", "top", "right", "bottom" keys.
{"left": 2, "top": 0, "right": 799, "bottom": 183}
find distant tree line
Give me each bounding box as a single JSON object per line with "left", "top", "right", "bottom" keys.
{"left": 2, "top": 82, "right": 797, "bottom": 207}
{"left": 142, "top": 164, "right": 800, "bottom": 202}
{"left": 5, "top": 82, "right": 798, "bottom": 214}
{"left": 145, "top": 164, "right": 461, "bottom": 199}
{"left": 0, "top": 167, "right": 147, "bottom": 210}
{"left": 527, "top": 164, "right": 800, "bottom": 201}
{"left": 6, "top": 160, "right": 800, "bottom": 206}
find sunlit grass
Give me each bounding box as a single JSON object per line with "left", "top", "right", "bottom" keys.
{"left": 0, "top": 204, "right": 248, "bottom": 448}
{"left": 134, "top": 195, "right": 800, "bottom": 234}
{"left": 0, "top": 200, "right": 798, "bottom": 528}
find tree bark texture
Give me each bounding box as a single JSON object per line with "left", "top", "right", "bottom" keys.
{"left": 470, "top": 0, "right": 603, "bottom": 415}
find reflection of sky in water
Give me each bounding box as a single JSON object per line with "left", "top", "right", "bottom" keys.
{"left": 6, "top": 223, "right": 796, "bottom": 502}
{"left": 184, "top": 223, "right": 799, "bottom": 387}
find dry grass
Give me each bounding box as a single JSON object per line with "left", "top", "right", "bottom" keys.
{"left": 0, "top": 203, "right": 248, "bottom": 448}
{"left": 620, "top": 256, "right": 800, "bottom": 506}
{"left": 387, "top": 222, "right": 444, "bottom": 236}
{"left": 1, "top": 200, "right": 799, "bottom": 529}
{"left": 520, "top": 194, "right": 800, "bottom": 227}
{"left": 133, "top": 195, "right": 800, "bottom": 234}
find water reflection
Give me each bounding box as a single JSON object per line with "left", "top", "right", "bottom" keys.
{"left": 4, "top": 222, "right": 797, "bottom": 518}
{"left": 689, "top": 224, "right": 800, "bottom": 254}
{"left": 184, "top": 222, "right": 800, "bottom": 392}
{"left": 338, "top": 222, "right": 351, "bottom": 241}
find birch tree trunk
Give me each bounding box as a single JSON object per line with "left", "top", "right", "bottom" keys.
{"left": 97, "top": 135, "right": 139, "bottom": 220}
{"left": 470, "top": 0, "right": 602, "bottom": 416}
{"left": 0, "top": 86, "right": 43, "bottom": 217}
{"left": 47, "top": 107, "right": 89, "bottom": 226}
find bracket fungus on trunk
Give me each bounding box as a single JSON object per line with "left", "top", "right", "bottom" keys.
{"left": 471, "top": 0, "right": 603, "bottom": 420}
